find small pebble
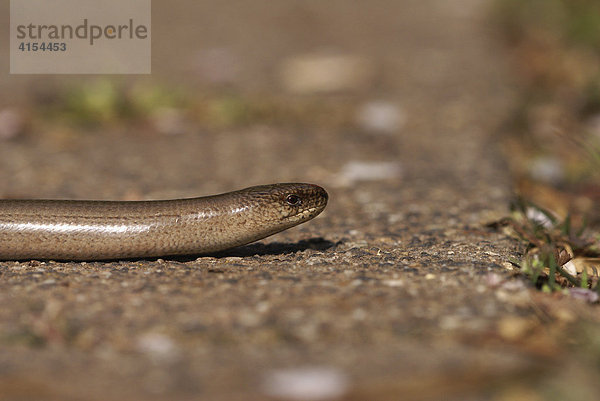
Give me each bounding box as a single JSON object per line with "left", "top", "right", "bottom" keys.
{"left": 136, "top": 333, "right": 179, "bottom": 362}
{"left": 356, "top": 100, "right": 406, "bottom": 134}
{"left": 280, "top": 53, "right": 373, "bottom": 94}
{"left": 383, "top": 279, "right": 404, "bottom": 287}
{"left": 40, "top": 278, "right": 56, "bottom": 286}
{"left": 525, "top": 207, "right": 554, "bottom": 229}
{"left": 569, "top": 288, "right": 599, "bottom": 303}
{"left": 262, "top": 366, "right": 349, "bottom": 401}
{"left": 562, "top": 260, "right": 577, "bottom": 276}
{"left": 502, "top": 261, "right": 515, "bottom": 271}
{"left": 336, "top": 161, "right": 402, "bottom": 186}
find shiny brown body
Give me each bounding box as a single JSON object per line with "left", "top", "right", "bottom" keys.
{"left": 0, "top": 183, "right": 328, "bottom": 260}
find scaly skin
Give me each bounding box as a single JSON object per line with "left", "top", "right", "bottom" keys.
{"left": 0, "top": 183, "right": 328, "bottom": 260}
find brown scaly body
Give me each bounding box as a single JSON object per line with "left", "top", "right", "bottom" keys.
{"left": 0, "top": 183, "right": 328, "bottom": 260}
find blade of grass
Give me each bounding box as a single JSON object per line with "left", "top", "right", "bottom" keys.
{"left": 548, "top": 253, "right": 557, "bottom": 291}
{"left": 556, "top": 264, "right": 581, "bottom": 287}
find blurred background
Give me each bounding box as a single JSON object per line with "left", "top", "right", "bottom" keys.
{"left": 493, "top": 0, "right": 600, "bottom": 224}
{"left": 0, "top": 0, "right": 418, "bottom": 200}
{"left": 1, "top": 1, "right": 599, "bottom": 207}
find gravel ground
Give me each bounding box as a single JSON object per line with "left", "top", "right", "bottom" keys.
{"left": 1, "top": 1, "right": 599, "bottom": 400}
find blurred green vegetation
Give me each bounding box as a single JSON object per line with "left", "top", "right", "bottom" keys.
{"left": 34, "top": 78, "right": 357, "bottom": 132}
{"left": 43, "top": 79, "right": 188, "bottom": 127}
{"left": 493, "top": 199, "right": 600, "bottom": 294}
{"left": 492, "top": 0, "right": 600, "bottom": 300}
{"left": 494, "top": 0, "right": 600, "bottom": 50}
{"left": 493, "top": 0, "right": 600, "bottom": 208}
{"left": 493, "top": 0, "right": 600, "bottom": 114}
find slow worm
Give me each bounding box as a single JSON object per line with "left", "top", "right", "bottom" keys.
{"left": 0, "top": 183, "right": 328, "bottom": 260}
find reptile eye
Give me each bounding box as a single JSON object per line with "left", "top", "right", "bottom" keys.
{"left": 285, "top": 194, "right": 301, "bottom": 206}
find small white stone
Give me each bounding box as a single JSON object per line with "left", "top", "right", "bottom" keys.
{"left": 136, "top": 333, "right": 179, "bottom": 362}
{"left": 262, "top": 367, "right": 349, "bottom": 401}
{"left": 337, "top": 161, "right": 402, "bottom": 186}
{"left": 383, "top": 279, "right": 404, "bottom": 287}
{"left": 525, "top": 207, "right": 554, "bottom": 229}
{"left": 356, "top": 100, "right": 406, "bottom": 134}
{"left": 562, "top": 260, "right": 577, "bottom": 276}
